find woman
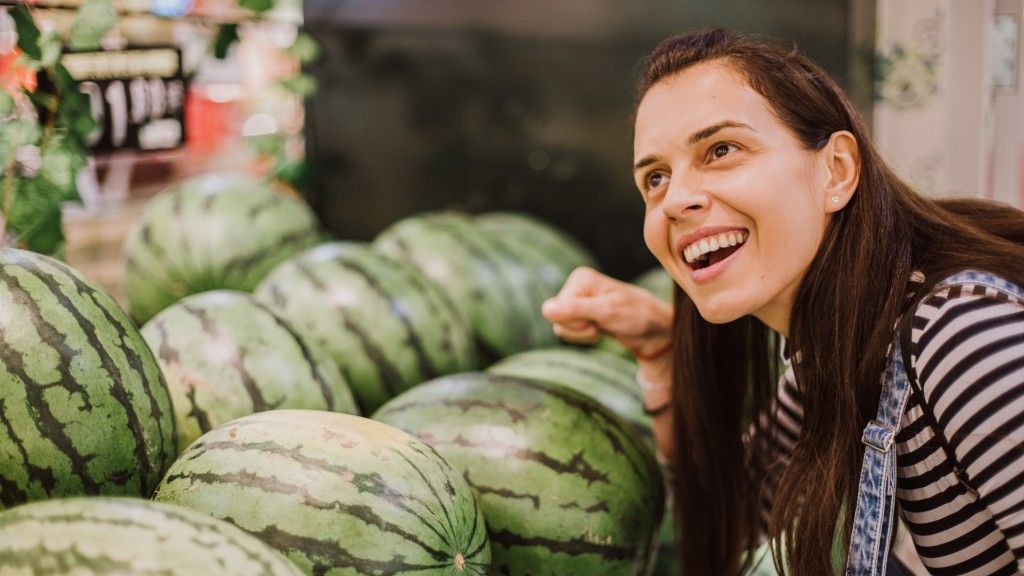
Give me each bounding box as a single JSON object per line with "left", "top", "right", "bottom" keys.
{"left": 542, "top": 29, "right": 1024, "bottom": 575}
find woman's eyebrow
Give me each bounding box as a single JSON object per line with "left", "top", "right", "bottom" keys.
{"left": 633, "top": 120, "right": 756, "bottom": 172}
{"left": 687, "top": 120, "right": 756, "bottom": 145}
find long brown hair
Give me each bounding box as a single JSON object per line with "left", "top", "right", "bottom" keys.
{"left": 640, "top": 29, "right": 1024, "bottom": 575}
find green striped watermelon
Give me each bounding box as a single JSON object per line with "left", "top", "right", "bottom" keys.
{"left": 475, "top": 212, "right": 596, "bottom": 296}
{"left": 373, "top": 212, "right": 555, "bottom": 361}
{"left": 140, "top": 290, "right": 359, "bottom": 453}
{"left": 153, "top": 410, "right": 491, "bottom": 576}
{"left": 122, "top": 172, "right": 322, "bottom": 324}
{"left": 373, "top": 373, "right": 665, "bottom": 576}
{"left": 0, "top": 248, "right": 176, "bottom": 510}
{"left": 0, "top": 497, "right": 303, "bottom": 575}
{"left": 631, "top": 268, "right": 674, "bottom": 304}
{"left": 487, "top": 347, "right": 650, "bottom": 443}
{"left": 254, "top": 242, "right": 476, "bottom": 414}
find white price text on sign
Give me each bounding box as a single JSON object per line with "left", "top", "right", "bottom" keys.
{"left": 62, "top": 48, "right": 186, "bottom": 152}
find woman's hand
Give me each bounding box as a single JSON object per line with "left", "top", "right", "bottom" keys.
{"left": 541, "top": 267, "right": 674, "bottom": 373}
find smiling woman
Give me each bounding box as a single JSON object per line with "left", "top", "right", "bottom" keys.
{"left": 542, "top": 29, "right": 1024, "bottom": 576}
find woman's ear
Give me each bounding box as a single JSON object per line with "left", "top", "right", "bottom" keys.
{"left": 822, "top": 130, "right": 860, "bottom": 213}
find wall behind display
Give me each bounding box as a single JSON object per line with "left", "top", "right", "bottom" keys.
{"left": 304, "top": 0, "right": 866, "bottom": 278}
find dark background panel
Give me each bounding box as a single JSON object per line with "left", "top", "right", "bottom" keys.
{"left": 303, "top": 0, "right": 867, "bottom": 279}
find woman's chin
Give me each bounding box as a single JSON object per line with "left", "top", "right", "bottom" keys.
{"left": 693, "top": 300, "right": 748, "bottom": 325}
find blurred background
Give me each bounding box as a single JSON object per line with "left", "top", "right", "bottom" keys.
{"left": 3, "top": 0, "right": 1022, "bottom": 293}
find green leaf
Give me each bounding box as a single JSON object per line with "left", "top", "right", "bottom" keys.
{"left": 0, "top": 90, "right": 13, "bottom": 116}
{"left": 273, "top": 159, "right": 313, "bottom": 191}
{"left": 11, "top": 4, "right": 42, "bottom": 62}
{"left": 0, "top": 119, "right": 42, "bottom": 151}
{"left": 52, "top": 65, "right": 99, "bottom": 142}
{"left": 69, "top": 0, "right": 118, "bottom": 51}
{"left": 39, "top": 30, "right": 63, "bottom": 68}
{"left": 277, "top": 73, "right": 317, "bottom": 98}
{"left": 5, "top": 175, "right": 65, "bottom": 255}
{"left": 212, "top": 24, "right": 239, "bottom": 60}
{"left": 246, "top": 132, "right": 284, "bottom": 156}
{"left": 40, "top": 131, "right": 86, "bottom": 202}
{"left": 239, "top": 0, "right": 275, "bottom": 13}
{"left": 287, "top": 32, "right": 321, "bottom": 65}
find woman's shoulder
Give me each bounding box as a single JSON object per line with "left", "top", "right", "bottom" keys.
{"left": 918, "top": 269, "right": 1024, "bottom": 303}
{"left": 906, "top": 268, "right": 1024, "bottom": 400}
{"left": 910, "top": 269, "right": 1024, "bottom": 333}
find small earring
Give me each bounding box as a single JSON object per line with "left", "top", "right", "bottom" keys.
{"left": 830, "top": 195, "right": 840, "bottom": 204}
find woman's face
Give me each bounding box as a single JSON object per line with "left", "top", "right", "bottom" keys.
{"left": 634, "top": 60, "right": 836, "bottom": 334}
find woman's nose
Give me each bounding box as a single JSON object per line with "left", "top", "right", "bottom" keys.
{"left": 662, "top": 174, "right": 709, "bottom": 219}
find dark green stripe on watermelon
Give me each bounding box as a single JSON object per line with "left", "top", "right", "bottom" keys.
{"left": 254, "top": 243, "right": 476, "bottom": 414}
{"left": 373, "top": 372, "right": 665, "bottom": 576}
{"left": 0, "top": 249, "right": 176, "bottom": 509}
{"left": 0, "top": 497, "right": 303, "bottom": 575}
{"left": 153, "top": 410, "right": 490, "bottom": 576}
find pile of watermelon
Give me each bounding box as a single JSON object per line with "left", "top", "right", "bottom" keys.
{"left": 0, "top": 172, "right": 752, "bottom": 575}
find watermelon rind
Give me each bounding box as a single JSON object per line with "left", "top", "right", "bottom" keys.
{"left": 0, "top": 248, "right": 176, "bottom": 510}
{"left": 255, "top": 242, "right": 477, "bottom": 414}
{"left": 631, "top": 268, "right": 675, "bottom": 304}
{"left": 374, "top": 372, "right": 665, "bottom": 576}
{"left": 475, "top": 211, "right": 596, "bottom": 293}
{"left": 0, "top": 497, "right": 303, "bottom": 575}
{"left": 153, "top": 409, "right": 491, "bottom": 576}
{"left": 487, "top": 347, "right": 651, "bottom": 443}
{"left": 373, "top": 212, "right": 553, "bottom": 361}
{"left": 122, "top": 172, "right": 322, "bottom": 324}
{"left": 141, "top": 290, "right": 359, "bottom": 453}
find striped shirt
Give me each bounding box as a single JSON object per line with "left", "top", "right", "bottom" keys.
{"left": 762, "top": 277, "right": 1024, "bottom": 574}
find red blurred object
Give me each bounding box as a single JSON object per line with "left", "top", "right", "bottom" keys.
{"left": 185, "top": 85, "right": 239, "bottom": 154}
{"left": 0, "top": 49, "right": 38, "bottom": 93}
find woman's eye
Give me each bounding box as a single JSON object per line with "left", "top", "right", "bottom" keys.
{"left": 645, "top": 172, "right": 668, "bottom": 189}
{"left": 709, "top": 143, "right": 735, "bottom": 161}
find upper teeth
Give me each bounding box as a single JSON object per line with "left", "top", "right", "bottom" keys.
{"left": 683, "top": 230, "right": 748, "bottom": 264}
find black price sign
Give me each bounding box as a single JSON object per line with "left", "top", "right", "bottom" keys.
{"left": 61, "top": 47, "right": 186, "bottom": 152}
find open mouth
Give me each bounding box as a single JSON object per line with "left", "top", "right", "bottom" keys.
{"left": 683, "top": 230, "right": 748, "bottom": 271}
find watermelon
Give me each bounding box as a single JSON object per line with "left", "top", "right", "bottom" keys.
{"left": 0, "top": 248, "right": 176, "bottom": 510}
{"left": 631, "top": 268, "right": 674, "bottom": 304}
{"left": 141, "top": 290, "right": 359, "bottom": 453}
{"left": 487, "top": 347, "right": 650, "bottom": 443}
{"left": 475, "top": 211, "right": 596, "bottom": 295}
{"left": 153, "top": 410, "right": 491, "bottom": 576}
{"left": 254, "top": 242, "right": 476, "bottom": 414}
{"left": 122, "top": 172, "right": 322, "bottom": 324}
{"left": 0, "top": 497, "right": 303, "bottom": 575}
{"left": 373, "top": 211, "right": 555, "bottom": 361}
{"left": 373, "top": 373, "right": 665, "bottom": 576}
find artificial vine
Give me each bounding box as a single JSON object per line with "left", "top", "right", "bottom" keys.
{"left": 0, "top": 1, "right": 112, "bottom": 255}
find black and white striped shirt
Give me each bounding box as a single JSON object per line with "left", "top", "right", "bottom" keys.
{"left": 763, "top": 277, "right": 1024, "bottom": 574}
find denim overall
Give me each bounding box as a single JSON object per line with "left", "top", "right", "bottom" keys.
{"left": 844, "top": 270, "right": 1024, "bottom": 575}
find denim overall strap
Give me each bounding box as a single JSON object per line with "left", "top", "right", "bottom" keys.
{"left": 845, "top": 270, "right": 1024, "bottom": 575}
{"left": 844, "top": 334, "right": 913, "bottom": 576}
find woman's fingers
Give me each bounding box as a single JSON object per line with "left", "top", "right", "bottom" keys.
{"left": 542, "top": 266, "right": 673, "bottom": 348}
{"left": 551, "top": 320, "right": 601, "bottom": 344}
